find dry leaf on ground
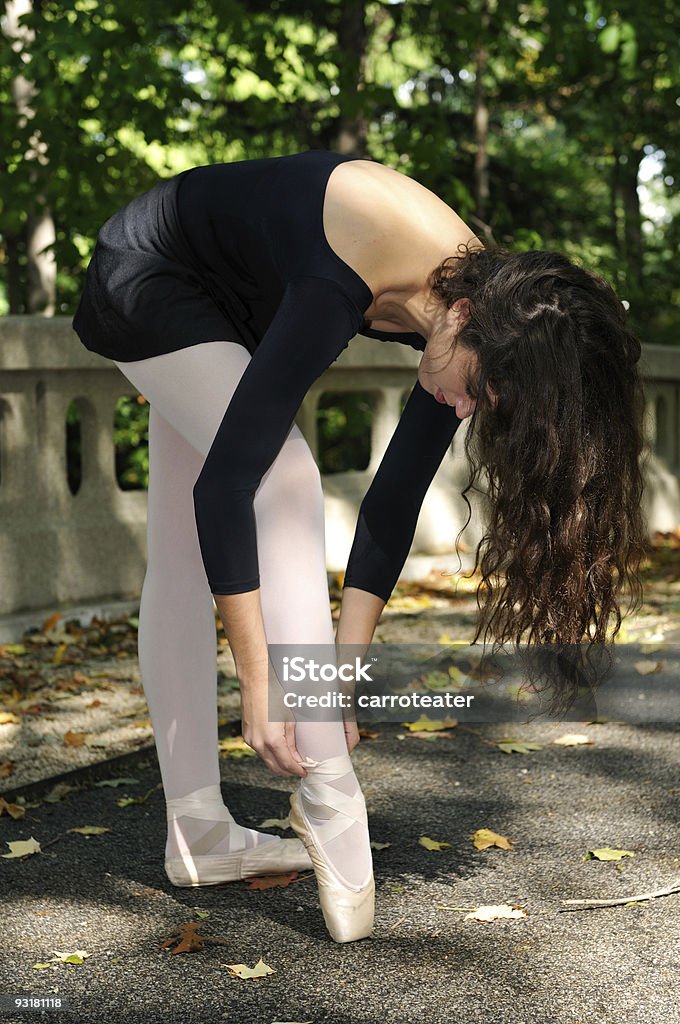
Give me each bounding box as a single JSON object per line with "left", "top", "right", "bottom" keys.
{"left": 245, "top": 872, "right": 300, "bottom": 890}
{"left": 419, "top": 836, "right": 450, "bottom": 851}
{"left": 465, "top": 904, "right": 527, "bottom": 922}
{"left": 495, "top": 738, "right": 543, "bottom": 754}
{"left": 470, "top": 828, "right": 514, "bottom": 851}
{"left": 161, "top": 921, "right": 228, "bottom": 955}
{"left": 1, "top": 836, "right": 42, "bottom": 858}
{"left": 223, "top": 958, "right": 275, "bottom": 979}
{"left": 552, "top": 734, "right": 594, "bottom": 746}
{"left": 585, "top": 848, "right": 636, "bottom": 861}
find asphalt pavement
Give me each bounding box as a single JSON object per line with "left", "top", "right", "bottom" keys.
{"left": 1, "top": 701, "right": 679, "bottom": 1024}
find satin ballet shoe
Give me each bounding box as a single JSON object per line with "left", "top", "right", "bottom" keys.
{"left": 288, "top": 755, "right": 375, "bottom": 943}
{"left": 164, "top": 784, "right": 313, "bottom": 888}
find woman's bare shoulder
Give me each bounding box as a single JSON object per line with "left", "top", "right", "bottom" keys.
{"left": 323, "top": 158, "right": 480, "bottom": 299}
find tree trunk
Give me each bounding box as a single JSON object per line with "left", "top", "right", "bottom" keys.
{"left": 4, "top": 0, "right": 56, "bottom": 315}
{"left": 473, "top": 1, "right": 491, "bottom": 240}
{"left": 333, "top": 0, "right": 369, "bottom": 156}
{"left": 620, "top": 150, "right": 643, "bottom": 293}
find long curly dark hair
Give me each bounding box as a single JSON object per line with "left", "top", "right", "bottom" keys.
{"left": 428, "top": 244, "right": 649, "bottom": 715}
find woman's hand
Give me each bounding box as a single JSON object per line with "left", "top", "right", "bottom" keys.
{"left": 239, "top": 682, "right": 308, "bottom": 778}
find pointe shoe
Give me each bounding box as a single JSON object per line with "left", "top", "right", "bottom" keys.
{"left": 288, "top": 755, "right": 375, "bottom": 943}
{"left": 164, "top": 784, "right": 313, "bottom": 888}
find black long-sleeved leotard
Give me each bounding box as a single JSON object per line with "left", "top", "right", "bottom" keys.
{"left": 72, "top": 150, "right": 463, "bottom": 603}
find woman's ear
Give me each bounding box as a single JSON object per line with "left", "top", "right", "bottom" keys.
{"left": 452, "top": 297, "right": 470, "bottom": 318}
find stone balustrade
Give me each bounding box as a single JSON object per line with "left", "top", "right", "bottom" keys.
{"left": 0, "top": 316, "right": 678, "bottom": 625}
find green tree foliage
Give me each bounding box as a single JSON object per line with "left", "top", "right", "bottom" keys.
{"left": 1, "top": 0, "right": 677, "bottom": 475}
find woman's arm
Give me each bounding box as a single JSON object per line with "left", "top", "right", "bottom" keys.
{"left": 192, "top": 275, "right": 365, "bottom": 774}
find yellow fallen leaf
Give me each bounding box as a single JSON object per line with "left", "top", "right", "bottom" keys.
{"left": 496, "top": 738, "right": 543, "bottom": 754}
{"left": 64, "top": 730, "right": 88, "bottom": 747}
{"left": 403, "top": 716, "right": 458, "bottom": 733}
{"left": 419, "top": 836, "right": 450, "bottom": 851}
{"left": 1, "top": 836, "right": 42, "bottom": 858}
{"left": 258, "top": 816, "right": 290, "bottom": 830}
{"left": 218, "top": 736, "right": 256, "bottom": 758}
{"left": 633, "top": 660, "right": 663, "bottom": 676}
{"left": 370, "top": 840, "right": 391, "bottom": 850}
{"left": 465, "top": 904, "right": 527, "bottom": 922}
{"left": 585, "top": 848, "right": 635, "bottom": 861}
{"left": 470, "top": 828, "right": 514, "bottom": 851}
{"left": 53, "top": 642, "right": 68, "bottom": 666}
{"left": 0, "top": 797, "right": 26, "bottom": 819}
{"left": 0, "top": 711, "right": 20, "bottom": 725}
{"left": 68, "top": 826, "right": 112, "bottom": 836}
{"left": 552, "top": 734, "right": 594, "bottom": 746}
{"left": 223, "top": 958, "right": 275, "bottom": 979}
{"left": 52, "top": 950, "right": 92, "bottom": 965}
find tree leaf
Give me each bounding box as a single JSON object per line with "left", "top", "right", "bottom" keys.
{"left": 52, "top": 950, "right": 92, "bottom": 965}
{"left": 370, "top": 840, "right": 391, "bottom": 850}
{"left": 258, "top": 816, "right": 290, "bottom": 829}
{"left": 496, "top": 738, "right": 543, "bottom": 754}
{"left": 94, "top": 777, "right": 139, "bottom": 788}
{"left": 470, "top": 828, "right": 514, "bottom": 851}
{"left": 68, "top": 826, "right": 112, "bottom": 835}
{"left": 465, "top": 904, "right": 527, "bottom": 922}
{"left": 223, "top": 958, "right": 275, "bottom": 979}
{"left": 1, "top": 836, "right": 42, "bottom": 858}
{"left": 218, "top": 736, "right": 256, "bottom": 758}
{"left": 0, "top": 798, "right": 26, "bottom": 819}
{"left": 161, "top": 921, "right": 228, "bottom": 955}
{"left": 245, "top": 871, "right": 299, "bottom": 890}
{"left": 63, "top": 730, "right": 88, "bottom": 747}
{"left": 585, "top": 848, "right": 636, "bottom": 861}
{"left": 419, "top": 836, "right": 450, "bottom": 851}
{"left": 403, "top": 716, "right": 458, "bottom": 732}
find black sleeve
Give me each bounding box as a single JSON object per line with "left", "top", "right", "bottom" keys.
{"left": 342, "top": 379, "right": 463, "bottom": 603}
{"left": 192, "top": 275, "right": 362, "bottom": 594}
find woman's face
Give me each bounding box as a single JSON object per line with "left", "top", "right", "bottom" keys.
{"left": 418, "top": 300, "right": 487, "bottom": 420}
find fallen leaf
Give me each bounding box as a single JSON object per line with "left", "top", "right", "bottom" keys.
{"left": 94, "top": 777, "right": 139, "bottom": 788}
{"left": 470, "top": 828, "right": 514, "bottom": 851}
{"left": 419, "top": 836, "right": 450, "bottom": 851}
{"left": 0, "top": 711, "right": 20, "bottom": 725}
{"left": 495, "top": 738, "right": 543, "bottom": 755}
{"left": 64, "top": 730, "right": 88, "bottom": 747}
{"left": 552, "top": 734, "right": 594, "bottom": 746}
{"left": 44, "top": 782, "right": 79, "bottom": 803}
{"left": 0, "top": 759, "right": 15, "bottom": 778}
{"left": 194, "top": 910, "right": 210, "bottom": 919}
{"left": 633, "top": 660, "right": 663, "bottom": 676}
{"left": 371, "top": 840, "right": 391, "bottom": 850}
{"left": 403, "top": 716, "right": 458, "bottom": 733}
{"left": 52, "top": 950, "right": 92, "bottom": 965}
{"left": 0, "top": 643, "right": 27, "bottom": 656}
{"left": 218, "top": 736, "right": 256, "bottom": 759}
{"left": 223, "top": 958, "right": 275, "bottom": 979}
{"left": 1, "top": 836, "right": 42, "bottom": 858}
{"left": 68, "top": 826, "right": 112, "bottom": 836}
{"left": 161, "top": 921, "right": 228, "bottom": 955}
{"left": 465, "top": 904, "right": 527, "bottom": 922}
{"left": 53, "top": 643, "right": 68, "bottom": 666}
{"left": 245, "top": 872, "right": 299, "bottom": 890}
{"left": 116, "top": 784, "right": 161, "bottom": 809}
{"left": 585, "top": 848, "right": 636, "bottom": 861}
{"left": 0, "top": 797, "right": 26, "bottom": 819}
{"left": 41, "top": 612, "right": 62, "bottom": 633}
{"left": 358, "top": 727, "right": 380, "bottom": 739}
{"left": 258, "top": 816, "right": 290, "bottom": 830}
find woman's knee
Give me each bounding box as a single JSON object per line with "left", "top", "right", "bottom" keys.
{"left": 255, "top": 430, "right": 323, "bottom": 513}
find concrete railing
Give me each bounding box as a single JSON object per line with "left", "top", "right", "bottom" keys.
{"left": 1, "top": 316, "right": 679, "bottom": 622}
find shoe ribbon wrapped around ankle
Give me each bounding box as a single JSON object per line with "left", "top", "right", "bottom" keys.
{"left": 298, "top": 753, "right": 368, "bottom": 846}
